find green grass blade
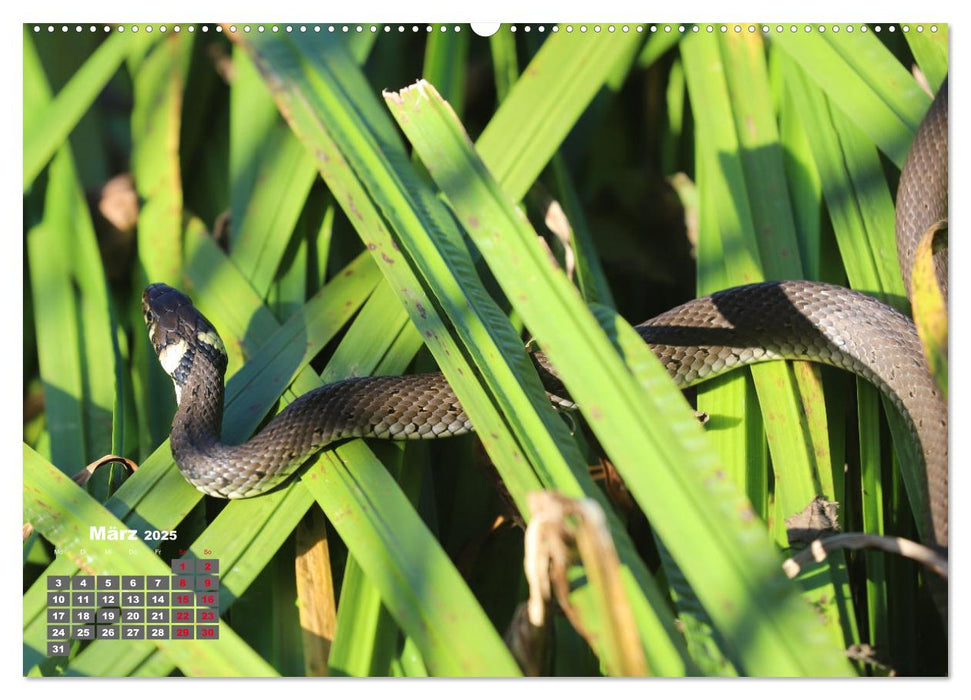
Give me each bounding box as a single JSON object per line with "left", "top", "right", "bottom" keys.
{"left": 24, "top": 33, "right": 118, "bottom": 481}
{"left": 686, "top": 39, "right": 770, "bottom": 541}
{"left": 228, "top": 44, "right": 318, "bottom": 300}
{"left": 396, "top": 636, "right": 430, "bottom": 676}
{"left": 476, "top": 26, "right": 642, "bottom": 199}
{"left": 782, "top": 57, "right": 930, "bottom": 545}
{"left": 481, "top": 26, "right": 616, "bottom": 309}
{"left": 26, "top": 162, "right": 89, "bottom": 469}
{"left": 128, "top": 32, "right": 196, "bottom": 454}
{"left": 322, "top": 281, "right": 423, "bottom": 677}
{"left": 229, "top": 42, "right": 285, "bottom": 226}
{"left": 904, "top": 26, "right": 948, "bottom": 90}
{"left": 22, "top": 29, "right": 50, "bottom": 131}
{"left": 685, "top": 33, "right": 847, "bottom": 510}
{"left": 548, "top": 153, "right": 616, "bottom": 306}
{"left": 771, "top": 30, "right": 928, "bottom": 168}
{"left": 229, "top": 125, "right": 317, "bottom": 299}
{"left": 278, "top": 275, "right": 516, "bottom": 676}
{"left": 182, "top": 220, "right": 280, "bottom": 373}
{"left": 268, "top": 239, "right": 306, "bottom": 320}
{"left": 717, "top": 33, "right": 804, "bottom": 273}
{"left": 775, "top": 55, "right": 824, "bottom": 280}
{"left": 677, "top": 109, "right": 765, "bottom": 673}
{"left": 480, "top": 26, "right": 615, "bottom": 308}
{"left": 131, "top": 33, "right": 193, "bottom": 286}
{"left": 654, "top": 538, "right": 737, "bottom": 676}
{"left": 209, "top": 257, "right": 381, "bottom": 443}
{"left": 343, "top": 27, "right": 378, "bottom": 63}
{"left": 780, "top": 58, "right": 899, "bottom": 300}
{"left": 683, "top": 34, "right": 821, "bottom": 526}
{"left": 221, "top": 536, "right": 304, "bottom": 673}
{"left": 694, "top": 33, "right": 856, "bottom": 646}
{"left": 423, "top": 25, "right": 470, "bottom": 116}
{"left": 660, "top": 57, "right": 687, "bottom": 176}
{"left": 23, "top": 29, "right": 143, "bottom": 191}
{"left": 303, "top": 284, "right": 414, "bottom": 677}
{"left": 26, "top": 154, "right": 116, "bottom": 482}
{"left": 637, "top": 25, "right": 686, "bottom": 69}
{"left": 488, "top": 26, "right": 519, "bottom": 102}
{"left": 388, "top": 79, "right": 854, "bottom": 676}
{"left": 857, "top": 382, "right": 889, "bottom": 656}
{"left": 690, "top": 125, "right": 768, "bottom": 671}
{"left": 306, "top": 441, "right": 520, "bottom": 676}
{"left": 329, "top": 556, "right": 400, "bottom": 676}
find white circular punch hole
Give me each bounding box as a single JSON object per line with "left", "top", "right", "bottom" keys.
{"left": 470, "top": 22, "right": 501, "bottom": 37}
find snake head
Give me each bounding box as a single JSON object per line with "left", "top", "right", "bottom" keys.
{"left": 142, "top": 284, "right": 228, "bottom": 403}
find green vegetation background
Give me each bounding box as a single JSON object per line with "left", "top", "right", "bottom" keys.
{"left": 23, "top": 23, "right": 947, "bottom": 677}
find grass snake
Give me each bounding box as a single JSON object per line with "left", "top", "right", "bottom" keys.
{"left": 144, "top": 80, "right": 948, "bottom": 552}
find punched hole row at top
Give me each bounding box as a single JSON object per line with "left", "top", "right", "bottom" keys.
{"left": 31, "top": 24, "right": 942, "bottom": 36}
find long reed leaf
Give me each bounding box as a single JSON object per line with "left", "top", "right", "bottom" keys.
{"left": 234, "top": 29, "right": 693, "bottom": 674}
{"left": 387, "top": 78, "right": 854, "bottom": 676}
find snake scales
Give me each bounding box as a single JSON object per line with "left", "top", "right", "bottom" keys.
{"left": 144, "top": 80, "right": 948, "bottom": 550}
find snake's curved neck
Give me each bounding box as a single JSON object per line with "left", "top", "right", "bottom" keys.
{"left": 170, "top": 359, "right": 225, "bottom": 465}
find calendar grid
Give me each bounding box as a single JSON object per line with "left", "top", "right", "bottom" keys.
{"left": 46, "top": 559, "right": 220, "bottom": 656}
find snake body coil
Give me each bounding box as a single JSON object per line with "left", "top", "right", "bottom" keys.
{"left": 144, "top": 81, "right": 947, "bottom": 550}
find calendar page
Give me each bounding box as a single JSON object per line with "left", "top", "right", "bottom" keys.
{"left": 22, "top": 16, "right": 949, "bottom": 679}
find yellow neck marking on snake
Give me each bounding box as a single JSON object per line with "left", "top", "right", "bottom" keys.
{"left": 197, "top": 330, "right": 225, "bottom": 355}
{"left": 159, "top": 339, "right": 189, "bottom": 375}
